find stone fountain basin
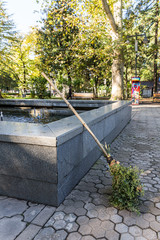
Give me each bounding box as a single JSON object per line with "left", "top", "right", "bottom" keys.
{"left": 0, "top": 100, "right": 131, "bottom": 206}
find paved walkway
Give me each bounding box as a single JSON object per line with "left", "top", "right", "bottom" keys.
{"left": 0, "top": 105, "right": 160, "bottom": 240}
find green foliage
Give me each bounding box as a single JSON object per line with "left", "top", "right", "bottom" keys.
{"left": 36, "top": 0, "right": 79, "bottom": 85}
{"left": 104, "top": 143, "right": 111, "bottom": 157}
{"left": 110, "top": 163, "right": 144, "bottom": 213}
{"left": 9, "top": 32, "right": 40, "bottom": 93}
{"left": 123, "top": 0, "right": 159, "bottom": 88}
{"left": 30, "top": 76, "right": 48, "bottom": 99}
{"left": 36, "top": 0, "right": 113, "bottom": 95}
{"left": 1, "top": 0, "right": 159, "bottom": 98}
{"left": 140, "top": 68, "right": 153, "bottom": 81}
{"left": 0, "top": 1, "right": 17, "bottom": 94}
{"left": 0, "top": 1, "right": 16, "bottom": 58}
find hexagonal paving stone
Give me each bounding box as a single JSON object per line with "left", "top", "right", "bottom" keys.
{"left": 45, "top": 216, "right": 55, "bottom": 227}
{"left": 34, "top": 227, "right": 55, "bottom": 240}
{"left": 156, "top": 216, "right": 160, "bottom": 222}
{"left": 53, "top": 212, "right": 65, "bottom": 221}
{"left": 97, "top": 207, "right": 110, "bottom": 221}
{"left": 67, "top": 190, "right": 90, "bottom": 202}
{"left": 106, "top": 207, "right": 118, "bottom": 215}
{"left": 63, "top": 199, "right": 74, "bottom": 206}
{"left": 87, "top": 209, "right": 98, "bottom": 218}
{"left": 81, "top": 236, "right": 96, "bottom": 240}
{"left": 67, "top": 232, "right": 82, "bottom": 240}
{"left": 76, "top": 216, "right": 89, "bottom": 225}
{"left": 95, "top": 183, "right": 105, "bottom": 189}
{"left": 65, "top": 222, "right": 79, "bottom": 232}
{"left": 64, "top": 214, "right": 77, "bottom": 223}
{"left": 150, "top": 221, "right": 160, "bottom": 232}
{"left": 119, "top": 209, "right": 132, "bottom": 218}
{"left": 56, "top": 204, "right": 65, "bottom": 212}
{"left": 129, "top": 226, "right": 142, "bottom": 237}
{"left": 52, "top": 230, "right": 68, "bottom": 240}
{"left": 84, "top": 203, "right": 96, "bottom": 211}
{"left": 136, "top": 216, "right": 150, "bottom": 229}
{"left": 153, "top": 177, "right": 160, "bottom": 182}
{"left": 83, "top": 175, "right": 101, "bottom": 184}
{"left": 74, "top": 208, "right": 87, "bottom": 216}
{"left": 139, "top": 204, "right": 149, "bottom": 214}
{"left": 88, "top": 218, "right": 101, "bottom": 228}
{"left": 143, "top": 213, "right": 155, "bottom": 222}
{"left": 149, "top": 186, "right": 158, "bottom": 192}
{"left": 155, "top": 203, "right": 160, "bottom": 209}
{"left": 105, "top": 230, "right": 119, "bottom": 240}
{"left": 53, "top": 220, "right": 66, "bottom": 230}
{"left": 120, "top": 233, "right": 134, "bottom": 240}
{"left": 148, "top": 206, "right": 160, "bottom": 216}
{"left": 143, "top": 229, "right": 157, "bottom": 240}
{"left": 144, "top": 183, "right": 153, "bottom": 188}
{"left": 63, "top": 206, "right": 76, "bottom": 214}
{"left": 101, "top": 220, "right": 114, "bottom": 231}
{"left": 92, "top": 195, "right": 110, "bottom": 207}
{"left": 91, "top": 226, "right": 106, "bottom": 238}
{"left": 74, "top": 201, "right": 85, "bottom": 209}
{"left": 115, "top": 223, "right": 128, "bottom": 233}
{"left": 76, "top": 184, "right": 97, "bottom": 193}
{"left": 135, "top": 237, "right": 147, "bottom": 240}
{"left": 123, "top": 216, "right": 137, "bottom": 226}
{"left": 110, "top": 214, "right": 122, "bottom": 223}
{"left": 79, "top": 224, "right": 92, "bottom": 235}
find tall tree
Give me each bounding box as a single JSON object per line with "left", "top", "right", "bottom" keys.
{"left": 153, "top": 0, "right": 159, "bottom": 93}
{"left": 37, "top": 0, "right": 113, "bottom": 96}
{"left": 73, "top": 24, "right": 112, "bottom": 97}
{"left": 0, "top": 1, "right": 15, "bottom": 58}
{"left": 8, "top": 31, "right": 40, "bottom": 95}
{"left": 37, "top": 0, "right": 80, "bottom": 87}
{"left": 101, "top": 0, "right": 124, "bottom": 99}
{"left": 0, "top": 1, "right": 16, "bottom": 96}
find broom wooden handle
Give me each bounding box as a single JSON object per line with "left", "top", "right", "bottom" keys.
{"left": 42, "top": 72, "right": 109, "bottom": 159}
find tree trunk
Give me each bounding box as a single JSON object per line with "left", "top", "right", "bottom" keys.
{"left": 0, "top": 90, "right": 3, "bottom": 99}
{"left": 111, "top": 51, "right": 124, "bottom": 100}
{"left": 102, "top": 0, "right": 124, "bottom": 100}
{"left": 124, "top": 65, "right": 128, "bottom": 99}
{"left": 67, "top": 71, "right": 72, "bottom": 87}
{"left": 153, "top": 0, "right": 159, "bottom": 93}
{"left": 94, "top": 77, "right": 98, "bottom": 98}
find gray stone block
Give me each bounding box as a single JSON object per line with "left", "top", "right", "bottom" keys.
{"left": 0, "top": 175, "right": 58, "bottom": 206}
{"left": 58, "top": 145, "right": 102, "bottom": 204}
{"left": 0, "top": 198, "right": 27, "bottom": 218}
{"left": 0, "top": 143, "right": 57, "bottom": 183}
{"left": 57, "top": 134, "right": 83, "bottom": 184}
{"left": 32, "top": 206, "right": 56, "bottom": 226}
{"left": 23, "top": 204, "right": 44, "bottom": 222}
{"left": 15, "top": 224, "right": 41, "bottom": 240}
{"left": 0, "top": 216, "right": 26, "bottom": 240}
{"left": 0, "top": 100, "right": 131, "bottom": 206}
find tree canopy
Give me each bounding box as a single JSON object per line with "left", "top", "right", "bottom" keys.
{"left": 0, "top": 0, "right": 159, "bottom": 99}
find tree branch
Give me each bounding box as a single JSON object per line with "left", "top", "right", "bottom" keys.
{"left": 101, "top": 0, "right": 118, "bottom": 34}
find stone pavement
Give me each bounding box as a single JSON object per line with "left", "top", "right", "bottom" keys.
{"left": 0, "top": 104, "right": 160, "bottom": 240}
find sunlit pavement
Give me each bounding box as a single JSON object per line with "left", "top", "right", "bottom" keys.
{"left": 0, "top": 104, "right": 160, "bottom": 240}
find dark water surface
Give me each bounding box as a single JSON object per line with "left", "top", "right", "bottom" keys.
{"left": 0, "top": 107, "right": 69, "bottom": 124}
